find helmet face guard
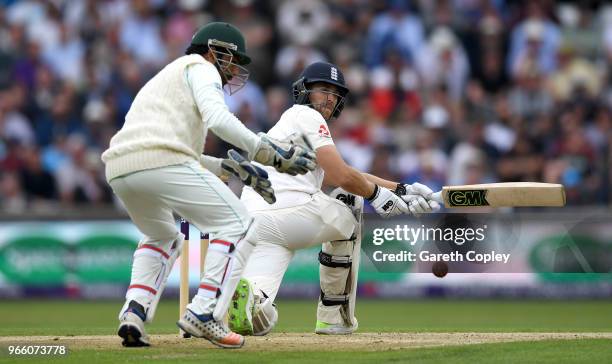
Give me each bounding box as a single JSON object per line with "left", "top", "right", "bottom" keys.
{"left": 292, "top": 62, "right": 349, "bottom": 121}
{"left": 208, "top": 39, "right": 249, "bottom": 95}
{"left": 293, "top": 79, "right": 346, "bottom": 121}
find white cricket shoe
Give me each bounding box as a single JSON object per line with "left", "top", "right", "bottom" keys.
{"left": 177, "top": 309, "right": 245, "bottom": 348}
{"left": 117, "top": 300, "right": 150, "bottom": 347}
{"left": 315, "top": 319, "right": 358, "bottom": 335}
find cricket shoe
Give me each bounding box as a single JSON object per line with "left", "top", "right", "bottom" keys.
{"left": 228, "top": 278, "right": 255, "bottom": 335}
{"left": 177, "top": 309, "right": 244, "bottom": 348}
{"left": 117, "top": 300, "right": 150, "bottom": 347}
{"left": 315, "top": 319, "right": 358, "bottom": 335}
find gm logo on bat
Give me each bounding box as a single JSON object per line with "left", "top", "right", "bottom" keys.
{"left": 448, "top": 190, "right": 489, "bottom": 207}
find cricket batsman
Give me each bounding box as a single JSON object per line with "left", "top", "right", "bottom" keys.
{"left": 219, "top": 62, "right": 440, "bottom": 335}
{"left": 101, "top": 22, "right": 316, "bottom": 349}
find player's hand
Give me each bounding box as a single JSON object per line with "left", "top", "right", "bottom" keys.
{"left": 222, "top": 149, "right": 276, "bottom": 204}
{"left": 394, "top": 182, "right": 440, "bottom": 214}
{"left": 251, "top": 133, "right": 317, "bottom": 176}
{"left": 368, "top": 185, "right": 410, "bottom": 218}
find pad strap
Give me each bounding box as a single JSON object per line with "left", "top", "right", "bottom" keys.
{"left": 320, "top": 291, "right": 349, "bottom": 306}
{"left": 208, "top": 239, "right": 236, "bottom": 254}
{"left": 198, "top": 283, "right": 221, "bottom": 299}
{"left": 319, "top": 251, "right": 351, "bottom": 268}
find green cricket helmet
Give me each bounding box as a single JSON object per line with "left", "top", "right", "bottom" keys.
{"left": 187, "top": 22, "right": 250, "bottom": 94}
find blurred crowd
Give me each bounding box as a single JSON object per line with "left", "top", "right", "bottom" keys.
{"left": 0, "top": 0, "right": 611, "bottom": 214}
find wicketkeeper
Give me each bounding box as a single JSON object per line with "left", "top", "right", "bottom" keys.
{"left": 102, "top": 22, "right": 315, "bottom": 349}
{"left": 205, "top": 62, "right": 440, "bottom": 336}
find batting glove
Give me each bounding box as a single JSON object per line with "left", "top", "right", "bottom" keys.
{"left": 394, "top": 182, "right": 440, "bottom": 214}
{"left": 222, "top": 149, "right": 276, "bottom": 204}
{"left": 368, "top": 185, "right": 410, "bottom": 218}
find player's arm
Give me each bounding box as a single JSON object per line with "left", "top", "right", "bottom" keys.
{"left": 319, "top": 147, "right": 438, "bottom": 214}
{"left": 362, "top": 173, "right": 397, "bottom": 190}
{"left": 318, "top": 145, "right": 376, "bottom": 197}
{"left": 186, "top": 64, "right": 315, "bottom": 175}
{"left": 317, "top": 145, "right": 411, "bottom": 217}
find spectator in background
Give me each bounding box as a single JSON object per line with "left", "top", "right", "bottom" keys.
{"left": 497, "top": 133, "right": 544, "bottom": 182}
{"left": 557, "top": 3, "right": 600, "bottom": 60}
{"left": 447, "top": 122, "right": 495, "bottom": 186}
{"left": 508, "top": 61, "right": 553, "bottom": 120}
{"left": 275, "top": 45, "right": 327, "bottom": 87}
{"left": 13, "top": 41, "right": 44, "bottom": 91}
{"left": 0, "top": 84, "right": 34, "bottom": 147}
{"left": 263, "top": 86, "right": 290, "bottom": 128}
{"left": 364, "top": 0, "right": 424, "bottom": 68}
{"left": 545, "top": 131, "right": 601, "bottom": 205}
{"left": 7, "top": 0, "right": 60, "bottom": 57}
{"left": 119, "top": 0, "right": 167, "bottom": 69}
{"left": 368, "top": 66, "right": 396, "bottom": 120}
{"left": 326, "top": 0, "right": 371, "bottom": 50}
{"left": 226, "top": 0, "right": 275, "bottom": 86}
{"left": 163, "top": 0, "right": 204, "bottom": 60}
{"left": 19, "top": 146, "right": 57, "bottom": 204}
{"left": 54, "top": 134, "right": 103, "bottom": 205}
{"left": 585, "top": 106, "right": 612, "bottom": 155}
{"left": 417, "top": 26, "right": 470, "bottom": 102}
{"left": 471, "top": 13, "right": 509, "bottom": 93}
{"left": 0, "top": 171, "right": 25, "bottom": 214}
{"left": 225, "top": 81, "right": 268, "bottom": 132}
{"left": 110, "top": 53, "right": 145, "bottom": 126}
{"left": 34, "top": 84, "right": 84, "bottom": 147}
{"left": 42, "top": 22, "right": 84, "bottom": 85}
{"left": 547, "top": 43, "right": 602, "bottom": 103}
{"left": 508, "top": 2, "right": 561, "bottom": 78}
{"left": 275, "top": 0, "right": 330, "bottom": 84}
{"left": 277, "top": 0, "right": 330, "bottom": 47}
{"left": 482, "top": 92, "right": 517, "bottom": 156}
{"left": 399, "top": 125, "right": 447, "bottom": 195}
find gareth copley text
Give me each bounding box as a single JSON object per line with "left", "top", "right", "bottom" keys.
{"left": 372, "top": 250, "right": 511, "bottom": 264}
{"left": 372, "top": 224, "right": 488, "bottom": 246}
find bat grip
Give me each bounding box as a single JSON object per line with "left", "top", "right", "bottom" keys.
{"left": 430, "top": 191, "right": 443, "bottom": 204}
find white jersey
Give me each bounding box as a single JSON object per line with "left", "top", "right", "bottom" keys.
{"left": 241, "top": 104, "right": 334, "bottom": 210}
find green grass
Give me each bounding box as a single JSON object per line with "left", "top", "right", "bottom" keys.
{"left": 1, "top": 340, "right": 611, "bottom": 364}
{"left": 1, "top": 299, "right": 611, "bottom": 336}
{"left": 1, "top": 300, "right": 611, "bottom": 363}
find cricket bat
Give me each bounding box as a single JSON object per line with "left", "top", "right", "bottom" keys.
{"left": 430, "top": 182, "right": 566, "bottom": 208}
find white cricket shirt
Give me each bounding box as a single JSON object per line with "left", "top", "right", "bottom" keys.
{"left": 241, "top": 104, "right": 334, "bottom": 210}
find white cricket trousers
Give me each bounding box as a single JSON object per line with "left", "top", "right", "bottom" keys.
{"left": 110, "top": 160, "right": 255, "bottom": 321}
{"left": 242, "top": 191, "right": 357, "bottom": 301}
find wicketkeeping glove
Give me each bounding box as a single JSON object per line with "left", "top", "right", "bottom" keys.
{"left": 250, "top": 133, "right": 317, "bottom": 176}
{"left": 394, "top": 182, "right": 440, "bottom": 214}
{"left": 368, "top": 185, "right": 411, "bottom": 218}
{"left": 222, "top": 149, "right": 276, "bottom": 204}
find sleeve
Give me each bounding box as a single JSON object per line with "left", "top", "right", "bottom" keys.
{"left": 185, "top": 63, "right": 261, "bottom": 156}
{"left": 199, "top": 154, "right": 224, "bottom": 177}
{"left": 297, "top": 109, "right": 335, "bottom": 150}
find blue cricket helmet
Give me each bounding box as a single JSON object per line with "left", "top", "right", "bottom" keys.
{"left": 292, "top": 62, "right": 349, "bottom": 119}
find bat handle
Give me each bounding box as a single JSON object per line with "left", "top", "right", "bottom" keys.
{"left": 430, "top": 191, "right": 443, "bottom": 204}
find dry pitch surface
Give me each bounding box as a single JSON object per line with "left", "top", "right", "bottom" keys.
{"left": 2, "top": 332, "right": 611, "bottom": 351}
